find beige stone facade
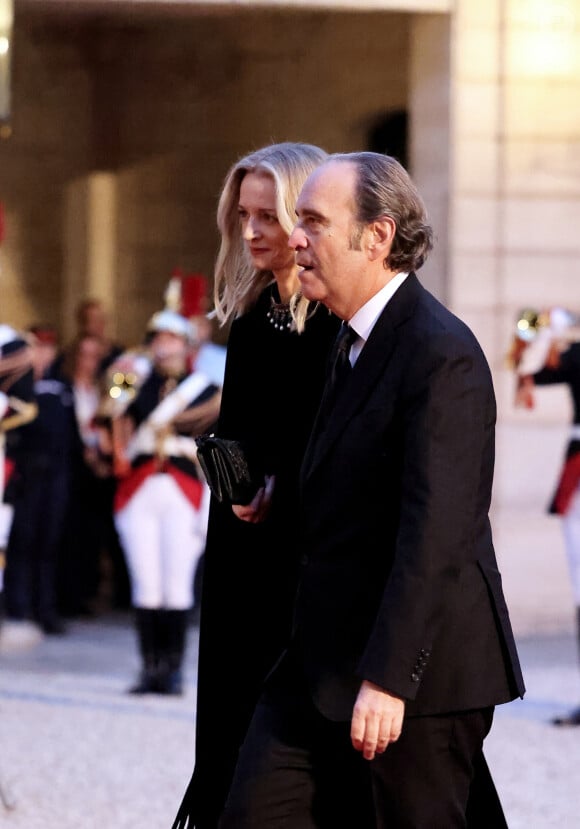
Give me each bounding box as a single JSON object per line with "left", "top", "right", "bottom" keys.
{"left": 1, "top": 5, "right": 413, "bottom": 338}
{"left": 450, "top": 1, "right": 580, "bottom": 505}
{"left": 2, "top": 0, "right": 580, "bottom": 626}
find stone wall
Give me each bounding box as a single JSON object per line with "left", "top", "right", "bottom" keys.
{"left": 447, "top": 0, "right": 580, "bottom": 512}
{"left": 0, "top": 19, "right": 92, "bottom": 328}
{"left": 1, "top": 8, "right": 410, "bottom": 341}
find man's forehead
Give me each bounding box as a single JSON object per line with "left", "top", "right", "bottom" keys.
{"left": 298, "top": 160, "right": 357, "bottom": 209}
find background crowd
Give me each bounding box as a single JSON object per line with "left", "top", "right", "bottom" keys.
{"left": 0, "top": 284, "right": 226, "bottom": 672}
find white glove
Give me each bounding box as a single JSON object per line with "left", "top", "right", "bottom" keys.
{"left": 516, "top": 328, "right": 554, "bottom": 376}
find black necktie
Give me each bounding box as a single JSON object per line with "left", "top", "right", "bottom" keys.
{"left": 320, "top": 323, "right": 358, "bottom": 419}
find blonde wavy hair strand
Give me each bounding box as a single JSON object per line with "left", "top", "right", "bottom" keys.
{"left": 213, "top": 142, "right": 328, "bottom": 333}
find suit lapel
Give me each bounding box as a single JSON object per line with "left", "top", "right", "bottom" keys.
{"left": 302, "top": 273, "right": 421, "bottom": 481}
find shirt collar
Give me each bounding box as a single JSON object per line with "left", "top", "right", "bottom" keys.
{"left": 349, "top": 272, "right": 409, "bottom": 346}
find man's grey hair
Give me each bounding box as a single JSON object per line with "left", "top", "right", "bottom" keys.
{"left": 332, "top": 151, "right": 433, "bottom": 272}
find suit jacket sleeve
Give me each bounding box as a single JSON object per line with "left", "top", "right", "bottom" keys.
{"left": 358, "top": 332, "right": 497, "bottom": 701}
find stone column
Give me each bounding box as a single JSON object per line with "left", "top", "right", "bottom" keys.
{"left": 63, "top": 173, "right": 117, "bottom": 340}
{"left": 448, "top": 0, "right": 580, "bottom": 632}
{"left": 409, "top": 12, "right": 452, "bottom": 303}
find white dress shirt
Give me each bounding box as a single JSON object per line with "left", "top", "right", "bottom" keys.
{"left": 347, "top": 272, "right": 409, "bottom": 365}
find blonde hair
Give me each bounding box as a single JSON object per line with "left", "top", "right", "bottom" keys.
{"left": 213, "top": 142, "right": 328, "bottom": 332}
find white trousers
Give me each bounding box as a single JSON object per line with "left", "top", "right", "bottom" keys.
{"left": 562, "top": 484, "right": 580, "bottom": 605}
{"left": 115, "top": 473, "right": 210, "bottom": 609}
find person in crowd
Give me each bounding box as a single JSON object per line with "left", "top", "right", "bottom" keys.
{"left": 167, "top": 270, "right": 227, "bottom": 389}
{"left": 219, "top": 152, "right": 525, "bottom": 828}
{"left": 52, "top": 298, "right": 124, "bottom": 383}
{"left": 171, "top": 142, "right": 341, "bottom": 829}
{"left": 162, "top": 270, "right": 227, "bottom": 616}
{"left": 191, "top": 313, "right": 226, "bottom": 388}
{"left": 111, "top": 304, "right": 220, "bottom": 696}
{"left": 74, "top": 297, "right": 124, "bottom": 374}
{"left": 0, "top": 325, "right": 37, "bottom": 610}
{"left": 3, "top": 324, "right": 77, "bottom": 635}
{"left": 513, "top": 308, "right": 580, "bottom": 726}
{"left": 56, "top": 333, "right": 111, "bottom": 617}
{"left": 72, "top": 304, "right": 132, "bottom": 611}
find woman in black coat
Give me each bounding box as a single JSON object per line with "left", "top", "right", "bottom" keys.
{"left": 171, "top": 142, "right": 340, "bottom": 829}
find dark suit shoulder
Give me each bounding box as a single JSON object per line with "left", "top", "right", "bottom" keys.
{"left": 409, "top": 281, "right": 490, "bottom": 367}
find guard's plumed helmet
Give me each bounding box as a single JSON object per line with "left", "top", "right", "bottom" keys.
{"left": 146, "top": 269, "right": 209, "bottom": 345}
{"left": 146, "top": 309, "right": 197, "bottom": 345}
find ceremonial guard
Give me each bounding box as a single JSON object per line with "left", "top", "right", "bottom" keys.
{"left": 3, "top": 325, "right": 78, "bottom": 634}
{"left": 512, "top": 307, "right": 580, "bottom": 725}
{"left": 107, "top": 284, "right": 221, "bottom": 695}
{"left": 0, "top": 325, "right": 37, "bottom": 608}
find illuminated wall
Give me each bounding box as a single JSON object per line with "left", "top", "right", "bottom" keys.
{"left": 0, "top": 9, "right": 410, "bottom": 339}
{"left": 446, "top": 1, "right": 580, "bottom": 511}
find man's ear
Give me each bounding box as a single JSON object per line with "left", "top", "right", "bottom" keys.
{"left": 367, "top": 217, "right": 396, "bottom": 262}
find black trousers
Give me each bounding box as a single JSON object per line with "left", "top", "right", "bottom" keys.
{"left": 220, "top": 655, "right": 496, "bottom": 829}
{"left": 4, "top": 463, "right": 70, "bottom": 624}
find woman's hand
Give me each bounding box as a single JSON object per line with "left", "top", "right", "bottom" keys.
{"left": 232, "top": 475, "right": 276, "bottom": 523}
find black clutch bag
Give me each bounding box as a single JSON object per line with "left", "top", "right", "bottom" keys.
{"left": 195, "top": 434, "right": 264, "bottom": 506}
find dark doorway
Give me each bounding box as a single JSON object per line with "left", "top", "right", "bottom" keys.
{"left": 367, "top": 109, "right": 409, "bottom": 170}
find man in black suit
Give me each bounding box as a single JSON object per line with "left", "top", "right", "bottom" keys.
{"left": 219, "top": 153, "right": 525, "bottom": 828}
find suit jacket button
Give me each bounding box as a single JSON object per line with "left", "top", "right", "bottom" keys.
{"left": 411, "top": 673, "right": 420, "bottom": 682}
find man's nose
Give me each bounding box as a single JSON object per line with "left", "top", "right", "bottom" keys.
{"left": 288, "top": 225, "right": 306, "bottom": 250}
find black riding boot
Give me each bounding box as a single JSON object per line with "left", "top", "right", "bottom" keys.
{"left": 128, "top": 608, "right": 161, "bottom": 694}
{"left": 157, "top": 609, "right": 188, "bottom": 695}
{"left": 552, "top": 606, "right": 580, "bottom": 725}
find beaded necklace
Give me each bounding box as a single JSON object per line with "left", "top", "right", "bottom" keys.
{"left": 266, "top": 286, "right": 295, "bottom": 331}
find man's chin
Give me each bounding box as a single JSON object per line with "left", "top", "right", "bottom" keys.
{"left": 298, "top": 274, "right": 321, "bottom": 302}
